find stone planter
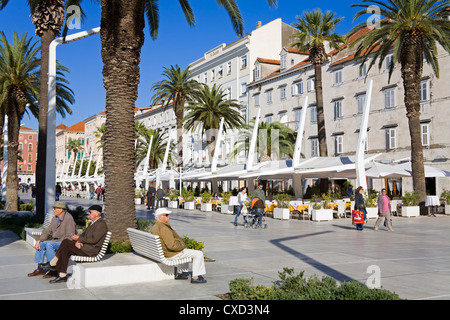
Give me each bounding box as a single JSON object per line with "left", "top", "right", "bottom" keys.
{"left": 273, "top": 207, "right": 290, "bottom": 220}
{"left": 134, "top": 198, "right": 142, "bottom": 205}
{"left": 201, "top": 203, "right": 212, "bottom": 212}
{"left": 168, "top": 200, "right": 178, "bottom": 209}
{"left": 311, "top": 209, "right": 333, "bottom": 222}
{"left": 184, "top": 201, "right": 195, "bottom": 210}
{"left": 402, "top": 206, "right": 420, "bottom": 217}
{"left": 221, "top": 204, "right": 234, "bottom": 214}
{"left": 366, "top": 207, "right": 378, "bottom": 219}
{"left": 445, "top": 205, "right": 450, "bottom": 215}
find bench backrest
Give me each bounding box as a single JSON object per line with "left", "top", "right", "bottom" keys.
{"left": 42, "top": 213, "right": 55, "bottom": 229}
{"left": 127, "top": 228, "right": 166, "bottom": 263}
{"left": 70, "top": 231, "right": 112, "bottom": 262}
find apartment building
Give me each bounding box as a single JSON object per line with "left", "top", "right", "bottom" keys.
{"left": 16, "top": 126, "right": 38, "bottom": 185}
{"left": 247, "top": 25, "right": 450, "bottom": 195}
{"left": 55, "top": 121, "right": 85, "bottom": 176}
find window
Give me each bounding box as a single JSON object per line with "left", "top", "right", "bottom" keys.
{"left": 358, "top": 62, "right": 367, "bottom": 78}
{"left": 211, "top": 69, "right": 215, "bottom": 81}
{"left": 333, "top": 70, "right": 343, "bottom": 85}
{"left": 265, "top": 115, "right": 273, "bottom": 124}
{"left": 385, "top": 54, "right": 393, "bottom": 72}
{"left": 335, "top": 135, "right": 344, "bottom": 155}
{"left": 356, "top": 94, "right": 366, "bottom": 114}
{"left": 218, "top": 66, "right": 223, "bottom": 78}
{"left": 227, "top": 62, "right": 232, "bottom": 75}
{"left": 279, "top": 111, "right": 287, "bottom": 124}
{"left": 291, "top": 81, "right": 303, "bottom": 96}
{"left": 225, "top": 87, "right": 232, "bottom": 100}
{"left": 240, "top": 82, "right": 247, "bottom": 96}
{"left": 254, "top": 94, "right": 260, "bottom": 106}
{"left": 266, "top": 90, "right": 272, "bottom": 103}
{"left": 204, "top": 72, "right": 208, "bottom": 83}
{"left": 421, "top": 123, "right": 430, "bottom": 146}
{"left": 254, "top": 65, "right": 261, "bottom": 80}
{"left": 307, "top": 77, "right": 315, "bottom": 92}
{"left": 419, "top": 79, "right": 429, "bottom": 102}
{"left": 29, "top": 135, "right": 33, "bottom": 140}
{"left": 28, "top": 154, "right": 32, "bottom": 162}
{"left": 384, "top": 87, "right": 396, "bottom": 109}
{"left": 280, "top": 54, "right": 287, "bottom": 70}
{"left": 386, "top": 128, "right": 397, "bottom": 150}
{"left": 334, "top": 100, "right": 343, "bottom": 120}
{"left": 311, "top": 138, "right": 319, "bottom": 157}
{"left": 241, "top": 55, "right": 247, "bottom": 69}
{"left": 310, "top": 105, "right": 317, "bottom": 123}
{"left": 280, "top": 86, "right": 286, "bottom": 100}
{"left": 241, "top": 107, "right": 248, "bottom": 123}
{"left": 294, "top": 109, "right": 302, "bottom": 130}
{"left": 28, "top": 143, "right": 33, "bottom": 151}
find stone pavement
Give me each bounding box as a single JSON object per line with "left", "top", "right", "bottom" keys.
{"left": 1, "top": 193, "right": 450, "bottom": 301}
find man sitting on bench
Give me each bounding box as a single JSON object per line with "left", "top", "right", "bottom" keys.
{"left": 151, "top": 208, "right": 207, "bottom": 284}
{"left": 42, "top": 205, "right": 108, "bottom": 283}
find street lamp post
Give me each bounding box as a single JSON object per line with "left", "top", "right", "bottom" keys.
{"left": 45, "top": 27, "right": 100, "bottom": 217}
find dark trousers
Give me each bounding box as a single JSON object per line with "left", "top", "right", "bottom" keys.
{"left": 147, "top": 197, "right": 155, "bottom": 209}
{"left": 55, "top": 239, "right": 89, "bottom": 273}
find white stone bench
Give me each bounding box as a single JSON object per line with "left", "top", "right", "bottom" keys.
{"left": 126, "top": 228, "right": 192, "bottom": 267}
{"left": 24, "top": 213, "right": 54, "bottom": 246}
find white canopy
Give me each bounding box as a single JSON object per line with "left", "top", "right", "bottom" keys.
{"left": 395, "top": 162, "right": 450, "bottom": 178}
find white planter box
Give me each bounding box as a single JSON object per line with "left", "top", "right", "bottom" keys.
{"left": 402, "top": 206, "right": 420, "bottom": 217}
{"left": 273, "top": 208, "right": 290, "bottom": 220}
{"left": 221, "top": 204, "right": 234, "bottom": 214}
{"left": 201, "top": 203, "right": 212, "bottom": 212}
{"left": 311, "top": 209, "right": 333, "bottom": 221}
{"left": 366, "top": 207, "right": 378, "bottom": 219}
{"left": 134, "top": 198, "right": 141, "bottom": 205}
{"left": 445, "top": 205, "right": 450, "bottom": 215}
{"left": 168, "top": 201, "right": 178, "bottom": 209}
{"left": 184, "top": 202, "right": 195, "bottom": 210}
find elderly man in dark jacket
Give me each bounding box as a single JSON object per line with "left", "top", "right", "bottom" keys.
{"left": 42, "top": 205, "right": 108, "bottom": 283}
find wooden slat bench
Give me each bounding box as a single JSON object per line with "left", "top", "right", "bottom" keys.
{"left": 127, "top": 228, "right": 192, "bottom": 266}
{"left": 70, "top": 231, "right": 112, "bottom": 262}
{"left": 24, "top": 213, "right": 54, "bottom": 246}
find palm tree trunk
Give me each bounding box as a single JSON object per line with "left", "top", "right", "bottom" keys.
{"left": 313, "top": 62, "right": 329, "bottom": 194}
{"left": 6, "top": 108, "right": 20, "bottom": 212}
{"left": 100, "top": 0, "right": 146, "bottom": 243}
{"left": 401, "top": 39, "right": 426, "bottom": 203}
{"left": 35, "top": 31, "right": 55, "bottom": 221}
{"left": 174, "top": 100, "right": 184, "bottom": 167}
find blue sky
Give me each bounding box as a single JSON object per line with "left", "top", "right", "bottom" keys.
{"left": 0, "top": 0, "right": 363, "bottom": 130}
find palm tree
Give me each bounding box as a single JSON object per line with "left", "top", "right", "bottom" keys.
{"left": 183, "top": 84, "right": 245, "bottom": 164}
{"left": 66, "top": 137, "right": 83, "bottom": 173}
{"left": 0, "top": 32, "right": 74, "bottom": 211}
{"left": 135, "top": 125, "right": 175, "bottom": 170}
{"left": 99, "top": 0, "right": 277, "bottom": 243}
{"left": 348, "top": 0, "right": 450, "bottom": 202}
{"left": 0, "top": 0, "right": 88, "bottom": 219}
{"left": 291, "top": 9, "right": 345, "bottom": 158}
{"left": 94, "top": 123, "right": 105, "bottom": 149}
{"left": 232, "top": 121, "right": 297, "bottom": 162}
{"left": 150, "top": 65, "right": 200, "bottom": 167}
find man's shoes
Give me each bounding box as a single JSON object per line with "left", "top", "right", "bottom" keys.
{"left": 388, "top": 228, "right": 395, "bottom": 232}
{"left": 49, "top": 275, "right": 68, "bottom": 284}
{"left": 175, "top": 272, "right": 190, "bottom": 280}
{"left": 38, "top": 262, "right": 55, "bottom": 271}
{"left": 27, "top": 269, "right": 45, "bottom": 277}
{"left": 191, "top": 275, "right": 207, "bottom": 284}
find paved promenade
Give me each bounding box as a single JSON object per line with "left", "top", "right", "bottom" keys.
{"left": 1, "top": 192, "right": 450, "bottom": 301}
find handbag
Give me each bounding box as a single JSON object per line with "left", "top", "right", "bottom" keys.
{"left": 352, "top": 210, "right": 365, "bottom": 225}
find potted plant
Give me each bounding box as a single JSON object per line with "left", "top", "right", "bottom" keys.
{"left": 220, "top": 191, "right": 233, "bottom": 214}
{"left": 401, "top": 191, "right": 420, "bottom": 217}
{"left": 167, "top": 189, "right": 180, "bottom": 209}
{"left": 364, "top": 190, "right": 379, "bottom": 219}
{"left": 135, "top": 189, "right": 144, "bottom": 205}
{"left": 200, "top": 191, "right": 213, "bottom": 212}
{"left": 182, "top": 189, "right": 195, "bottom": 210}
{"left": 441, "top": 189, "right": 450, "bottom": 215}
{"left": 273, "top": 193, "right": 291, "bottom": 220}
{"left": 311, "top": 194, "right": 333, "bottom": 222}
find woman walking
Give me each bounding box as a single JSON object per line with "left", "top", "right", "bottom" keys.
{"left": 354, "top": 186, "right": 367, "bottom": 231}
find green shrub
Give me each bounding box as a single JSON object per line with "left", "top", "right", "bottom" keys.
{"left": 200, "top": 191, "right": 212, "bottom": 203}
{"left": 402, "top": 191, "right": 420, "bottom": 206}
{"left": 273, "top": 193, "right": 291, "bottom": 208}
{"left": 108, "top": 241, "right": 133, "bottom": 253}
{"left": 167, "top": 189, "right": 180, "bottom": 201}
{"left": 228, "top": 267, "right": 403, "bottom": 300}
{"left": 19, "top": 201, "right": 34, "bottom": 212}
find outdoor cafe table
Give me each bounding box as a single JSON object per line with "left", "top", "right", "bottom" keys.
{"left": 425, "top": 195, "right": 440, "bottom": 217}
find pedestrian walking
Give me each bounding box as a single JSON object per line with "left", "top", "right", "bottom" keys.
{"left": 374, "top": 188, "right": 394, "bottom": 232}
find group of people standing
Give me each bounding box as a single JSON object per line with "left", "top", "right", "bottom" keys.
{"left": 354, "top": 186, "right": 394, "bottom": 232}
{"left": 233, "top": 182, "right": 266, "bottom": 227}
{"left": 146, "top": 184, "right": 166, "bottom": 210}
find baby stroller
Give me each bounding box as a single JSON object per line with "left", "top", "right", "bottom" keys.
{"left": 244, "top": 198, "right": 267, "bottom": 229}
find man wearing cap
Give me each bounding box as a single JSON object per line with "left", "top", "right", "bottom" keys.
{"left": 151, "top": 208, "right": 207, "bottom": 283}
{"left": 43, "top": 204, "right": 108, "bottom": 283}
{"left": 28, "top": 201, "right": 76, "bottom": 278}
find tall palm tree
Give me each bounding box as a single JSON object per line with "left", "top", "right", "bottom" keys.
{"left": 348, "top": 0, "right": 450, "bottom": 202}
{"left": 150, "top": 65, "right": 200, "bottom": 167}
{"left": 183, "top": 84, "right": 245, "bottom": 163}
{"left": 0, "top": 0, "right": 88, "bottom": 219}
{"left": 0, "top": 32, "right": 74, "bottom": 211}
{"left": 232, "top": 121, "right": 297, "bottom": 162}
{"left": 135, "top": 125, "right": 175, "bottom": 170}
{"left": 291, "top": 9, "right": 345, "bottom": 158}
{"left": 66, "top": 137, "right": 83, "bottom": 171}
{"left": 99, "top": 0, "right": 277, "bottom": 243}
